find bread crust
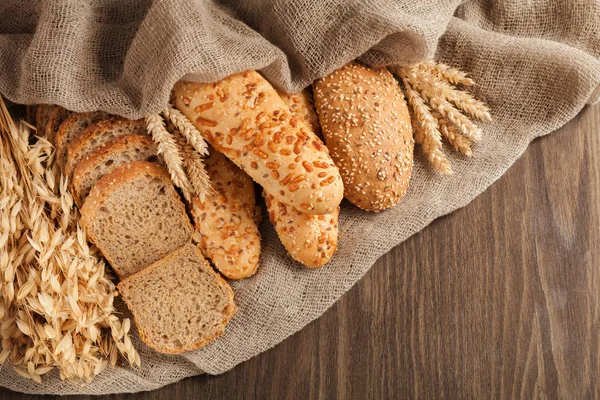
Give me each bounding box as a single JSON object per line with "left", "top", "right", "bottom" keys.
{"left": 80, "top": 161, "right": 193, "bottom": 279}
{"left": 314, "top": 62, "right": 414, "bottom": 212}
{"left": 45, "top": 106, "right": 72, "bottom": 144}
{"left": 71, "top": 133, "right": 158, "bottom": 206}
{"left": 54, "top": 111, "right": 109, "bottom": 168}
{"left": 65, "top": 117, "right": 144, "bottom": 178}
{"left": 264, "top": 191, "right": 338, "bottom": 268}
{"left": 190, "top": 149, "right": 261, "bottom": 280}
{"left": 172, "top": 71, "right": 343, "bottom": 215}
{"left": 117, "top": 243, "right": 236, "bottom": 354}
{"left": 35, "top": 104, "right": 55, "bottom": 138}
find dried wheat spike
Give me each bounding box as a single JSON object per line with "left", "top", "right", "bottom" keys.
{"left": 163, "top": 105, "right": 209, "bottom": 156}
{"left": 145, "top": 114, "right": 193, "bottom": 201}
{"left": 169, "top": 124, "right": 212, "bottom": 201}
{"left": 390, "top": 61, "right": 491, "bottom": 174}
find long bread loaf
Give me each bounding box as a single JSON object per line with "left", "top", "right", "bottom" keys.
{"left": 190, "top": 149, "right": 261, "bottom": 280}
{"left": 172, "top": 71, "right": 343, "bottom": 215}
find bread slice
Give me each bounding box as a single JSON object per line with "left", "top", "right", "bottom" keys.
{"left": 45, "top": 106, "right": 72, "bottom": 144}
{"left": 65, "top": 118, "right": 146, "bottom": 178}
{"left": 80, "top": 162, "right": 192, "bottom": 279}
{"left": 54, "top": 111, "right": 109, "bottom": 168}
{"left": 35, "top": 104, "right": 55, "bottom": 137}
{"left": 71, "top": 134, "right": 159, "bottom": 205}
{"left": 118, "top": 243, "right": 236, "bottom": 354}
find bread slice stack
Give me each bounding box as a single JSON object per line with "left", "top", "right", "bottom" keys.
{"left": 44, "top": 110, "right": 237, "bottom": 354}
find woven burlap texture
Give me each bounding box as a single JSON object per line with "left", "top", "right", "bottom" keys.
{"left": 1, "top": 0, "right": 599, "bottom": 395}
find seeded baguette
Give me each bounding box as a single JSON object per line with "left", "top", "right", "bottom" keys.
{"left": 173, "top": 71, "right": 343, "bottom": 215}
{"left": 314, "top": 62, "right": 414, "bottom": 212}
{"left": 65, "top": 118, "right": 146, "bottom": 178}
{"left": 278, "top": 88, "right": 321, "bottom": 138}
{"left": 190, "top": 149, "right": 261, "bottom": 280}
{"left": 118, "top": 243, "right": 236, "bottom": 354}
{"left": 55, "top": 111, "right": 110, "bottom": 168}
{"left": 71, "top": 134, "right": 160, "bottom": 206}
{"left": 264, "top": 191, "right": 338, "bottom": 268}
{"left": 80, "top": 161, "right": 193, "bottom": 279}
{"left": 45, "top": 106, "right": 72, "bottom": 144}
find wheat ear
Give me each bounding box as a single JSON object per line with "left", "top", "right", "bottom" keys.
{"left": 169, "top": 126, "right": 212, "bottom": 202}
{"left": 145, "top": 114, "right": 193, "bottom": 201}
{"left": 419, "top": 61, "right": 475, "bottom": 86}
{"left": 412, "top": 68, "right": 491, "bottom": 121}
{"left": 162, "top": 105, "right": 209, "bottom": 156}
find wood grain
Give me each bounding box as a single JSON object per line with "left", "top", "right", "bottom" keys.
{"left": 1, "top": 103, "right": 599, "bottom": 399}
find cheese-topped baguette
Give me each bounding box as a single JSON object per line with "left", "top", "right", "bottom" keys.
{"left": 314, "top": 62, "right": 414, "bottom": 212}
{"left": 190, "top": 149, "right": 261, "bottom": 280}
{"left": 264, "top": 192, "right": 338, "bottom": 268}
{"left": 278, "top": 88, "right": 321, "bottom": 138}
{"left": 173, "top": 71, "right": 343, "bottom": 215}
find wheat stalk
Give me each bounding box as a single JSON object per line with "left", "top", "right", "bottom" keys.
{"left": 0, "top": 98, "right": 139, "bottom": 384}
{"left": 145, "top": 114, "right": 193, "bottom": 201}
{"left": 169, "top": 125, "right": 212, "bottom": 202}
{"left": 390, "top": 61, "right": 491, "bottom": 174}
{"left": 162, "top": 105, "right": 209, "bottom": 156}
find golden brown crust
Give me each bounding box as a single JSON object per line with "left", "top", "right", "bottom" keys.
{"left": 264, "top": 191, "right": 338, "bottom": 268}
{"left": 278, "top": 88, "right": 322, "bottom": 138}
{"left": 314, "top": 62, "right": 414, "bottom": 212}
{"left": 54, "top": 111, "right": 109, "bottom": 168}
{"left": 117, "top": 244, "right": 236, "bottom": 354}
{"left": 35, "top": 104, "right": 55, "bottom": 138}
{"left": 190, "top": 149, "right": 261, "bottom": 280}
{"left": 70, "top": 134, "right": 157, "bottom": 206}
{"left": 173, "top": 71, "right": 343, "bottom": 215}
{"left": 45, "top": 106, "right": 72, "bottom": 144}
{"left": 65, "top": 117, "right": 144, "bottom": 178}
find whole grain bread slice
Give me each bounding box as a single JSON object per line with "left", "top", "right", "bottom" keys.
{"left": 54, "top": 111, "right": 110, "bottom": 168}
{"left": 118, "top": 243, "right": 236, "bottom": 354}
{"left": 45, "top": 106, "right": 72, "bottom": 144}
{"left": 71, "top": 133, "right": 159, "bottom": 206}
{"left": 80, "top": 161, "right": 192, "bottom": 279}
{"left": 35, "top": 105, "right": 55, "bottom": 137}
{"left": 65, "top": 118, "right": 146, "bottom": 178}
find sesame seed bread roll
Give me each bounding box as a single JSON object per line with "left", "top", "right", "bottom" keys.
{"left": 313, "top": 62, "right": 414, "bottom": 212}
{"left": 172, "top": 71, "right": 343, "bottom": 215}
{"left": 190, "top": 149, "right": 261, "bottom": 280}
{"left": 278, "top": 88, "right": 321, "bottom": 138}
{"left": 264, "top": 191, "right": 338, "bottom": 268}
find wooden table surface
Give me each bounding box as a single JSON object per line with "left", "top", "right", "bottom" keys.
{"left": 1, "top": 103, "right": 599, "bottom": 399}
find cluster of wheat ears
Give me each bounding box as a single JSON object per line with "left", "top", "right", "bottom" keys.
{"left": 391, "top": 61, "right": 492, "bottom": 174}
{"left": 0, "top": 98, "right": 138, "bottom": 384}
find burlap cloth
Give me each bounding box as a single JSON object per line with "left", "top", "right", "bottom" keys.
{"left": 1, "top": 0, "right": 599, "bottom": 395}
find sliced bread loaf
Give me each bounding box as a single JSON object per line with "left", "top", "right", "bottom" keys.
{"left": 54, "top": 111, "right": 109, "bottom": 168}
{"left": 118, "top": 243, "right": 236, "bottom": 354}
{"left": 71, "top": 134, "right": 159, "bottom": 206}
{"left": 65, "top": 118, "right": 146, "bottom": 178}
{"left": 80, "top": 161, "right": 193, "bottom": 279}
